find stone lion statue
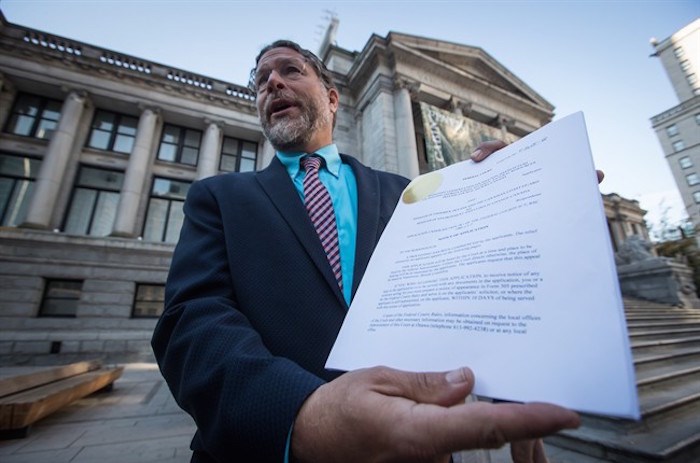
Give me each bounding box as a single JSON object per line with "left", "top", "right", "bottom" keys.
{"left": 615, "top": 235, "right": 656, "bottom": 265}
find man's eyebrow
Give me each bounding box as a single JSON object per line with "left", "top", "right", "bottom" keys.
{"left": 257, "top": 57, "right": 305, "bottom": 73}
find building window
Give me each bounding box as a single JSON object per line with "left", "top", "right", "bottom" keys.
{"left": 87, "top": 110, "right": 138, "bottom": 154}
{"left": 39, "top": 279, "right": 82, "bottom": 317}
{"left": 157, "top": 124, "right": 201, "bottom": 166}
{"left": 688, "top": 74, "right": 698, "bottom": 86}
{"left": 674, "top": 47, "right": 684, "bottom": 59}
{"left": 694, "top": 192, "right": 700, "bottom": 204}
{"left": 0, "top": 154, "right": 40, "bottom": 226}
{"left": 695, "top": 113, "right": 700, "bottom": 125}
{"left": 666, "top": 124, "right": 679, "bottom": 137}
{"left": 220, "top": 137, "right": 258, "bottom": 172}
{"left": 143, "top": 177, "right": 191, "bottom": 243}
{"left": 4, "top": 93, "right": 62, "bottom": 140}
{"left": 673, "top": 140, "right": 686, "bottom": 152}
{"left": 687, "top": 173, "right": 700, "bottom": 186}
{"left": 132, "top": 284, "right": 165, "bottom": 318}
{"left": 63, "top": 166, "right": 124, "bottom": 236}
{"left": 680, "top": 60, "right": 691, "bottom": 72}
{"left": 679, "top": 156, "right": 693, "bottom": 169}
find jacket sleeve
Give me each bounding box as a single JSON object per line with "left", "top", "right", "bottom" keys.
{"left": 151, "top": 179, "right": 325, "bottom": 462}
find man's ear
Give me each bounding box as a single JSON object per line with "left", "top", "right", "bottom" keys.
{"left": 328, "top": 88, "right": 339, "bottom": 114}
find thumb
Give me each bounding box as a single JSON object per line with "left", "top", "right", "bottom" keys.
{"left": 370, "top": 366, "right": 475, "bottom": 407}
{"left": 471, "top": 140, "right": 508, "bottom": 161}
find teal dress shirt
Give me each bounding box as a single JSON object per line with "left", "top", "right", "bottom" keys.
{"left": 276, "top": 144, "right": 358, "bottom": 306}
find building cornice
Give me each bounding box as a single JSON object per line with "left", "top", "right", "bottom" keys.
{"left": 650, "top": 95, "right": 700, "bottom": 127}
{"left": 0, "top": 18, "right": 257, "bottom": 114}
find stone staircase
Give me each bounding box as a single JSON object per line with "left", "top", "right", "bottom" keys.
{"left": 546, "top": 298, "right": 700, "bottom": 462}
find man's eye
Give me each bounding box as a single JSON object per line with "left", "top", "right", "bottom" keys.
{"left": 256, "top": 72, "right": 270, "bottom": 88}
{"left": 284, "top": 65, "right": 302, "bottom": 75}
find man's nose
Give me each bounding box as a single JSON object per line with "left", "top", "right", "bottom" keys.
{"left": 265, "top": 70, "right": 286, "bottom": 91}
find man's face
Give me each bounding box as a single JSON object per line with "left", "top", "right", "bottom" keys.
{"left": 255, "top": 47, "right": 338, "bottom": 152}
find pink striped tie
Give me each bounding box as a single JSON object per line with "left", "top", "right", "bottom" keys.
{"left": 301, "top": 156, "right": 343, "bottom": 291}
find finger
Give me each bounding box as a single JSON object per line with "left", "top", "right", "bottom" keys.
{"left": 368, "top": 366, "right": 475, "bottom": 407}
{"left": 596, "top": 170, "right": 604, "bottom": 184}
{"left": 416, "top": 401, "right": 579, "bottom": 454}
{"left": 511, "top": 439, "right": 536, "bottom": 463}
{"left": 533, "top": 438, "right": 548, "bottom": 463}
{"left": 471, "top": 140, "right": 507, "bottom": 162}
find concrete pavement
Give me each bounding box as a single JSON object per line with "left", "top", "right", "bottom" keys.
{"left": 0, "top": 363, "right": 600, "bottom": 463}
{"left": 0, "top": 363, "right": 195, "bottom": 463}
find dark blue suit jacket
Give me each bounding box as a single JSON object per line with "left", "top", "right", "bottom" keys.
{"left": 152, "top": 154, "right": 409, "bottom": 462}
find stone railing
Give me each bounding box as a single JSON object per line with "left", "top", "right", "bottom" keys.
{"left": 2, "top": 20, "right": 256, "bottom": 106}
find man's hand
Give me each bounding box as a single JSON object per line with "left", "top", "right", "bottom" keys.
{"left": 291, "top": 366, "right": 579, "bottom": 463}
{"left": 470, "top": 140, "right": 508, "bottom": 162}
{"left": 471, "top": 140, "right": 605, "bottom": 185}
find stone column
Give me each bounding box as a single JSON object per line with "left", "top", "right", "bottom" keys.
{"left": 0, "top": 74, "right": 16, "bottom": 131}
{"left": 22, "top": 90, "right": 87, "bottom": 229}
{"left": 450, "top": 98, "right": 472, "bottom": 118}
{"left": 196, "top": 120, "right": 223, "bottom": 180}
{"left": 259, "top": 138, "right": 276, "bottom": 168}
{"left": 393, "top": 79, "right": 420, "bottom": 179}
{"left": 111, "top": 107, "right": 160, "bottom": 237}
{"left": 496, "top": 115, "right": 513, "bottom": 141}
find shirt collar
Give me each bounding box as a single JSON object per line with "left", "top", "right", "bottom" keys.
{"left": 276, "top": 144, "right": 341, "bottom": 179}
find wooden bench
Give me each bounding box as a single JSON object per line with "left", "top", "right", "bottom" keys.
{"left": 0, "top": 360, "right": 124, "bottom": 439}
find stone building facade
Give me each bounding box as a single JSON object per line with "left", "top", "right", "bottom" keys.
{"left": 650, "top": 19, "right": 700, "bottom": 228}
{"left": 0, "top": 13, "right": 647, "bottom": 363}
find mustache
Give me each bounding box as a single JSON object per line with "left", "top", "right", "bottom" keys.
{"left": 264, "top": 91, "right": 299, "bottom": 116}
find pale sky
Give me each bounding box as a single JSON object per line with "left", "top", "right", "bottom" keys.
{"left": 2, "top": 0, "right": 699, "bottom": 233}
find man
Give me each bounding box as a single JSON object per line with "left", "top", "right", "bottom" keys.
{"left": 152, "top": 40, "right": 580, "bottom": 463}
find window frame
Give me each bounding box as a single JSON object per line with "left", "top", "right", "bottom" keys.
{"left": 132, "top": 283, "right": 166, "bottom": 318}
{"left": 686, "top": 172, "right": 700, "bottom": 186}
{"left": 666, "top": 124, "right": 679, "bottom": 137}
{"left": 62, "top": 165, "right": 124, "bottom": 236}
{"left": 39, "top": 279, "right": 83, "bottom": 318}
{"left": 3, "top": 93, "right": 62, "bottom": 140}
{"left": 157, "top": 124, "right": 202, "bottom": 166}
{"left": 694, "top": 191, "right": 700, "bottom": 204}
{"left": 142, "top": 176, "right": 191, "bottom": 243}
{"left": 219, "top": 136, "right": 259, "bottom": 173}
{"left": 0, "top": 153, "right": 41, "bottom": 226}
{"left": 679, "top": 156, "right": 693, "bottom": 169}
{"left": 673, "top": 140, "right": 686, "bottom": 152}
{"left": 86, "top": 109, "right": 138, "bottom": 154}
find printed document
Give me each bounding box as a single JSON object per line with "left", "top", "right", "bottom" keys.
{"left": 326, "top": 112, "right": 639, "bottom": 419}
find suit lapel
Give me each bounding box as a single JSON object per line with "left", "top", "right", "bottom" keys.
{"left": 256, "top": 157, "right": 346, "bottom": 307}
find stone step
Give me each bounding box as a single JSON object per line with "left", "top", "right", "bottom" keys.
{"left": 631, "top": 336, "right": 700, "bottom": 355}
{"left": 634, "top": 347, "right": 700, "bottom": 374}
{"left": 638, "top": 376, "right": 700, "bottom": 420}
{"left": 635, "top": 351, "right": 700, "bottom": 387}
{"left": 626, "top": 313, "right": 700, "bottom": 321}
{"left": 627, "top": 320, "right": 700, "bottom": 330}
{"left": 544, "top": 298, "right": 700, "bottom": 461}
{"left": 629, "top": 327, "right": 700, "bottom": 341}
{"left": 546, "top": 403, "right": 700, "bottom": 462}
{"left": 623, "top": 299, "right": 681, "bottom": 309}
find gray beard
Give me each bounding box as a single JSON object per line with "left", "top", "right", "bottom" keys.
{"left": 260, "top": 90, "right": 333, "bottom": 152}
{"left": 262, "top": 110, "right": 315, "bottom": 152}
